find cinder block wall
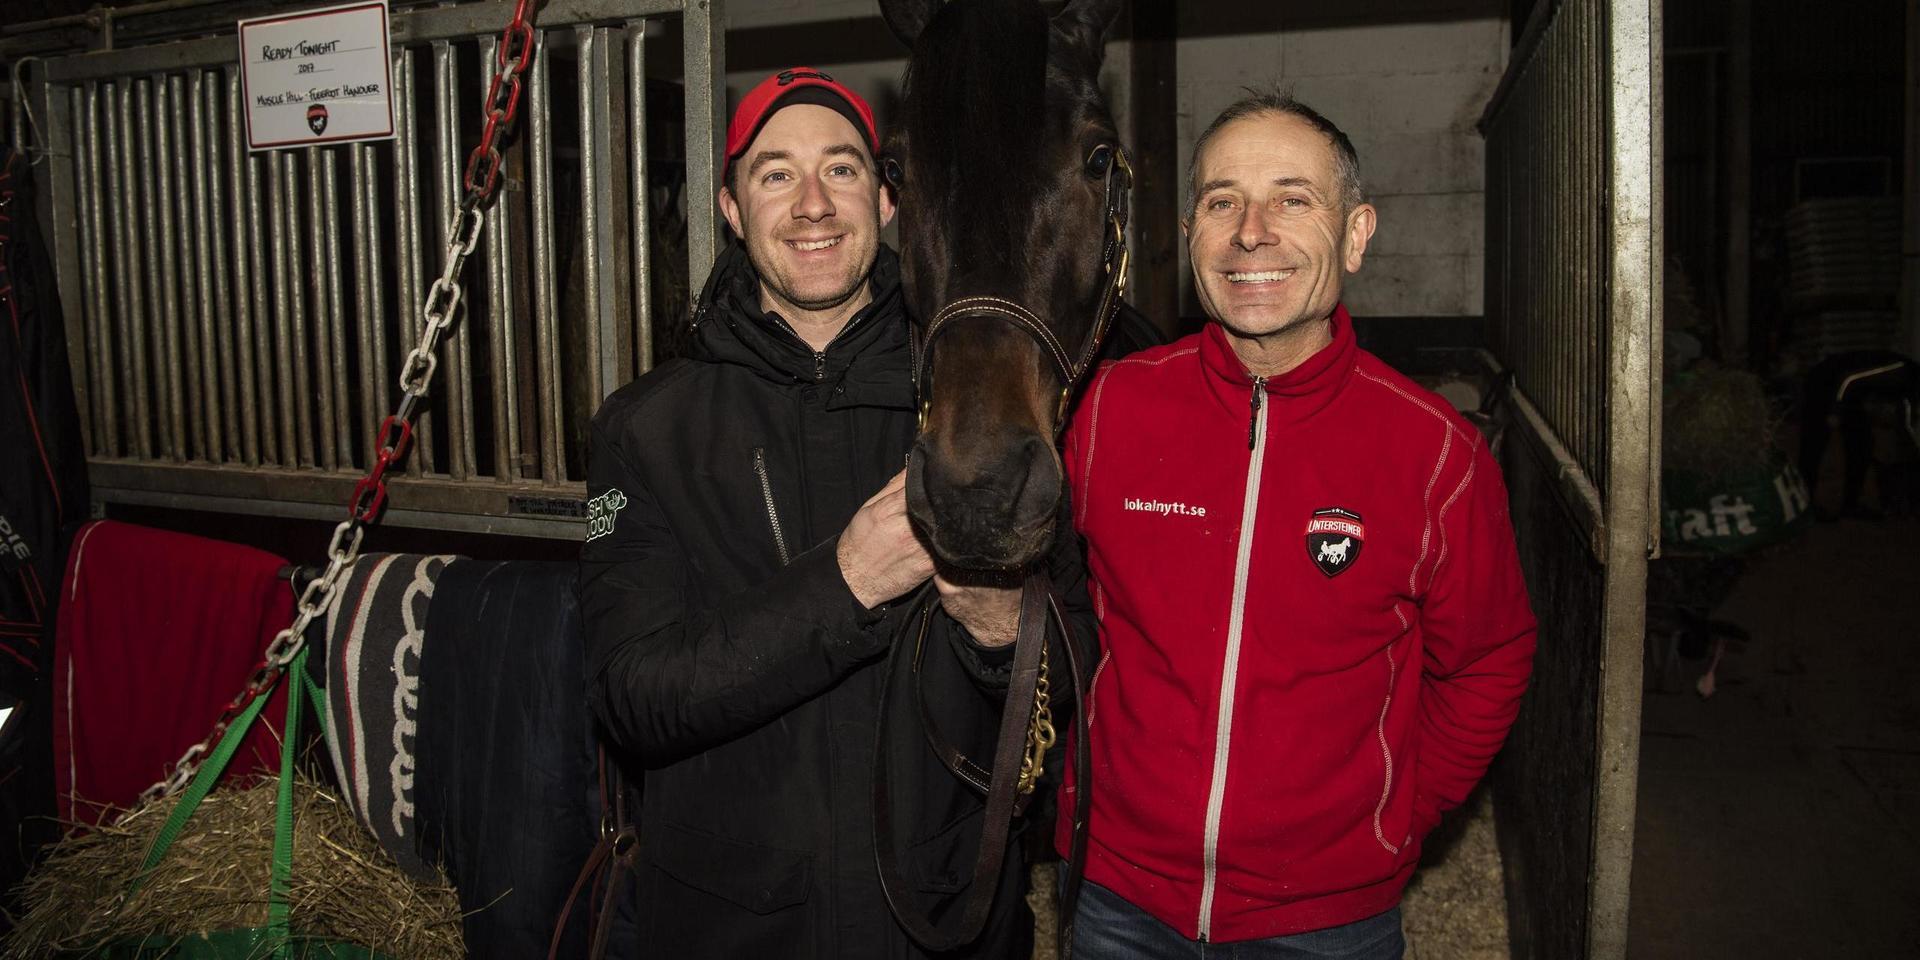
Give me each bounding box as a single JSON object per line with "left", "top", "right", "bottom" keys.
{"left": 718, "top": 1, "right": 1507, "bottom": 320}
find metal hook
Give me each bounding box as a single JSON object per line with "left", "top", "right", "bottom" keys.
{"left": 8, "top": 57, "right": 49, "bottom": 166}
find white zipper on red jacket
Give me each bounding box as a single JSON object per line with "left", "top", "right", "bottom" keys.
{"left": 1198, "top": 375, "right": 1267, "bottom": 940}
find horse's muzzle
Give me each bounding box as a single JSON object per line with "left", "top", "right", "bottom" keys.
{"left": 906, "top": 431, "right": 1061, "bottom": 571}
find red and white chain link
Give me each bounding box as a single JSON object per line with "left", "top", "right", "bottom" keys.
{"left": 138, "top": 0, "right": 540, "bottom": 804}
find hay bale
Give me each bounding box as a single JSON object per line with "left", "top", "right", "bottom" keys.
{"left": 1663, "top": 366, "right": 1780, "bottom": 484}
{"left": 4, "top": 774, "right": 463, "bottom": 959}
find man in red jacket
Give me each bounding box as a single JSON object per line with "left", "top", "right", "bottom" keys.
{"left": 1057, "top": 91, "right": 1538, "bottom": 958}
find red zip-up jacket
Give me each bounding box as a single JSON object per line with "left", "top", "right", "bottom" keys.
{"left": 1055, "top": 306, "right": 1536, "bottom": 942}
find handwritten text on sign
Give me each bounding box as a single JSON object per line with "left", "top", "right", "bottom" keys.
{"left": 239, "top": 0, "right": 394, "bottom": 151}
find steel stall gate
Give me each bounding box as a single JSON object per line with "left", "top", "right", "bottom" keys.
{"left": 1479, "top": 1, "right": 1661, "bottom": 958}
{"left": 16, "top": 0, "right": 723, "bottom": 538}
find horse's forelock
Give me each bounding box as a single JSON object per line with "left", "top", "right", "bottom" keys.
{"left": 904, "top": 0, "right": 1050, "bottom": 263}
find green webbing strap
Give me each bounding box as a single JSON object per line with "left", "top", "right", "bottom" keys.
{"left": 136, "top": 677, "right": 279, "bottom": 880}
{"left": 275, "top": 650, "right": 332, "bottom": 957}
{"left": 133, "top": 647, "right": 328, "bottom": 960}
{"left": 299, "top": 663, "right": 329, "bottom": 744}
{"left": 267, "top": 647, "right": 311, "bottom": 956}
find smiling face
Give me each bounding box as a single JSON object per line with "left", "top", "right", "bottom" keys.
{"left": 1184, "top": 111, "right": 1375, "bottom": 349}
{"left": 718, "top": 103, "right": 896, "bottom": 324}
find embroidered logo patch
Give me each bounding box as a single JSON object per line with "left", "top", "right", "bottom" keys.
{"left": 585, "top": 488, "right": 628, "bottom": 543}
{"left": 1305, "top": 507, "right": 1365, "bottom": 578}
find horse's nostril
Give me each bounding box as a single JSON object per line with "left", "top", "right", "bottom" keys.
{"left": 909, "top": 432, "right": 1062, "bottom": 569}
{"left": 911, "top": 435, "right": 1055, "bottom": 504}
{"left": 1013, "top": 435, "right": 1063, "bottom": 521}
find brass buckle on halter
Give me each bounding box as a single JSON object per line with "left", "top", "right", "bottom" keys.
{"left": 1110, "top": 220, "right": 1132, "bottom": 296}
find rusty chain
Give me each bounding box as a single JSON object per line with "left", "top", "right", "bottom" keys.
{"left": 138, "top": 0, "right": 540, "bottom": 804}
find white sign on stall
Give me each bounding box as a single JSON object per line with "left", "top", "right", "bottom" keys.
{"left": 238, "top": 0, "right": 395, "bottom": 151}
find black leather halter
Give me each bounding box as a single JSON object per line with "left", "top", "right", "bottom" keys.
{"left": 910, "top": 145, "right": 1135, "bottom": 431}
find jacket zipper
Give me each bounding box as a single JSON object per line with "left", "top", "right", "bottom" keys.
{"left": 1248, "top": 377, "right": 1264, "bottom": 449}
{"left": 810, "top": 310, "right": 867, "bottom": 382}
{"left": 770, "top": 315, "right": 851, "bottom": 382}
{"left": 751, "top": 447, "right": 792, "bottom": 565}
{"left": 1198, "top": 376, "right": 1266, "bottom": 941}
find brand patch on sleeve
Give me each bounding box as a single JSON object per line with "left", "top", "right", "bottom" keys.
{"left": 585, "top": 489, "right": 629, "bottom": 543}
{"left": 1304, "top": 507, "right": 1365, "bottom": 577}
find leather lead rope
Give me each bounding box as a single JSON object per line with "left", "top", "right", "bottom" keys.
{"left": 873, "top": 571, "right": 1092, "bottom": 955}
{"left": 550, "top": 745, "right": 640, "bottom": 960}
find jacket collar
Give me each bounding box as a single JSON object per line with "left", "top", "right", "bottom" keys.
{"left": 1197, "top": 303, "right": 1357, "bottom": 427}
{"left": 689, "top": 241, "right": 915, "bottom": 410}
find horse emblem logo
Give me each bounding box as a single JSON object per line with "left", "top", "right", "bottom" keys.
{"left": 1305, "top": 507, "right": 1365, "bottom": 578}
{"left": 307, "top": 103, "right": 329, "bottom": 136}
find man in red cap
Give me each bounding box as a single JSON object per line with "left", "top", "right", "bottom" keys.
{"left": 581, "top": 68, "right": 1063, "bottom": 958}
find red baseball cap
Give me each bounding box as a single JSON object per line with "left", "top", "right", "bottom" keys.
{"left": 723, "top": 67, "right": 880, "bottom": 186}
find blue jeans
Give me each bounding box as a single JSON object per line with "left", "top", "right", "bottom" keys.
{"left": 1065, "top": 875, "right": 1406, "bottom": 960}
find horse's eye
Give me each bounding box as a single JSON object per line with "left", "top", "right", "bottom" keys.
{"left": 1085, "top": 144, "right": 1113, "bottom": 179}
{"left": 882, "top": 156, "right": 905, "bottom": 189}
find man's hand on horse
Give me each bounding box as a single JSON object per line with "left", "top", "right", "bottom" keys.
{"left": 838, "top": 470, "right": 937, "bottom": 609}
{"left": 933, "top": 570, "right": 1021, "bottom": 648}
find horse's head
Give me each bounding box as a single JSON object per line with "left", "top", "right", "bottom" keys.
{"left": 882, "top": 0, "right": 1127, "bottom": 571}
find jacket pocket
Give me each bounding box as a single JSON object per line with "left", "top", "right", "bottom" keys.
{"left": 1084, "top": 650, "right": 1112, "bottom": 732}
{"left": 646, "top": 819, "right": 812, "bottom": 914}
{"left": 1371, "top": 637, "right": 1410, "bottom": 857}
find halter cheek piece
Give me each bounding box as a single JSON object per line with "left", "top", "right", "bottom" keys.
{"left": 907, "top": 145, "right": 1134, "bottom": 433}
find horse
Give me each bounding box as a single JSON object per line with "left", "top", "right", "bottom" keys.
{"left": 1318, "top": 537, "right": 1354, "bottom": 565}
{"left": 870, "top": 0, "right": 1130, "bottom": 953}
{"left": 880, "top": 0, "right": 1130, "bottom": 572}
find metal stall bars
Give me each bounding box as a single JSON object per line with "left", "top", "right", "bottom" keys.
{"left": 1478, "top": 1, "right": 1661, "bottom": 958}
{"left": 23, "top": 0, "right": 725, "bottom": 538}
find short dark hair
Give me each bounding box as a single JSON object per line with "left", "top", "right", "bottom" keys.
{"left": 1186, "top": 88, "right": 1364, "bottom": 218}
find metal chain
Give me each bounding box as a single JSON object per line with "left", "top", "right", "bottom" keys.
{"left": 138, "top": 0, "right": 540, "bottom": 805}
{"left": 1017, "top": 642, "right": 1056, "bottom": 796}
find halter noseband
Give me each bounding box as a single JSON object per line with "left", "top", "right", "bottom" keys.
{"left": 910, "top": 145, "right": 1134, "bottom": 433}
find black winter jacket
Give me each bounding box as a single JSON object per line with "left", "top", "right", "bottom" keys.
{"left": 579, "top": 242, "right": 1092, "bottom": 959}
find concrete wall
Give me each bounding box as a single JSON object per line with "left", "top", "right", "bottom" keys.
{"left": 718, "top": 0, "right": 1508, "bottom": 319}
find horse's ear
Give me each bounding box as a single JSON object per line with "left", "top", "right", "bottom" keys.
{"left": 1052, "top": 0, "right": 1123, "bottom": 63}
{"left": 879, "top": 0, "right": 941, "bottom": 47}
